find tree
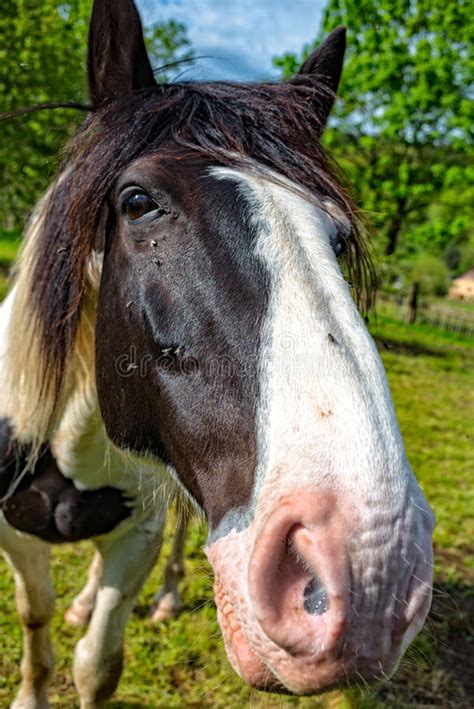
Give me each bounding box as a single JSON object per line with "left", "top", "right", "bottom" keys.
{"left": 404, "top": 252, "right": 450, "bottom": 322}
{"left": 0, "top": 1, "right": 192, "bottom": 230}
{"left": 275, "top": 0, "right": 474, "bottom": 258}
{"left": 146, "top": 18, "right": 192, "bottom": 77}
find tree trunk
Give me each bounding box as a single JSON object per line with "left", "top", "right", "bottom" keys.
{"left": 407, "top": 282, "right": 419, "bottom": 324}
{"left": 385, "top": 197, "right": 407, "bottom": 255}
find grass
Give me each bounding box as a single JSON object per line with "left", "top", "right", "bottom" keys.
{"left": 0, "top": 233, "right": 473, "bottom": 707}
{"left": 432, "top": 296, "right": 474, "bottom": 314}
{"left": 0, "top": 229, "right": 20, "bottom": 300}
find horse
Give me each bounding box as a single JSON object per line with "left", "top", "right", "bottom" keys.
{"left": 64, "top": 503, "right": 190, "bottom": 627}
{"left": 0, "top": 0, "right": 435, "bottom": 706}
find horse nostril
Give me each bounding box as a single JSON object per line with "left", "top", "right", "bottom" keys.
{"left": 303, "top": 577, "right": 329, "bottom": 616}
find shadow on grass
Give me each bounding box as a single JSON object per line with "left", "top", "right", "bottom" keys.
{"left": 369, "top": 570, "right": 474, "bottom": 708}
{"left": 374, "top": 335, "right": 448, "bottom": 359}
{"left": 429, "top": 556, "right": 474, "bottom": 700}
{"left": 132, "top": 603, "right": 154, "bottom": 620}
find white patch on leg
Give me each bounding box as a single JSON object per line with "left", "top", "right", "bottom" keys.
{"left": 0, "top": 514, "right": 55, "bottom": 709}
{"left": 150, "top": 506, "right": 189, "bottom": 623}
{"left": 73, "top": 512, "right": 167, "bottom": 707}
{"left": 64, "top": 551, "right": 102, "bottom": 627}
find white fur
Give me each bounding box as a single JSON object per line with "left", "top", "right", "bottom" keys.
{"left": 0, "top": 286, "right": 16, "bottom": 361}
{"left": 64, "top": 550, "right": 103, "bottom": 627}
{"left": 209, "top": 167, "right": 419, "bottom": 540}
{"left": 149, "top": 506, "right": 190, "bottom": 623}
{"left": 0, "top": 514, "right": 55, "bottom": 709}
{"left": 72, "top": 512, "right": 166, "bottom": 709}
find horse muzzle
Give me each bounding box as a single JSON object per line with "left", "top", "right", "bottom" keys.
{"left": 206, "top": 489, "right": 434, "bottom": 694}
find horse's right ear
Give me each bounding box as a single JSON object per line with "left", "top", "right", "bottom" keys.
{"left": 88, "top": 0, "right": 156, "bottom": 108}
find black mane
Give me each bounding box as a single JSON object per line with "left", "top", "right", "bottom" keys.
{"left": 29, "top": 78, "right": 375, "bottom": 405}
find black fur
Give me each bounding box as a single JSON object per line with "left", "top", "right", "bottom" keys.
{"left": 0, "top": 419, "right": 131, "bottom": 543}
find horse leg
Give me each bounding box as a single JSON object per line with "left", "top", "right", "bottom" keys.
{"left": 0, "top": 515, "right": 55, "bottom": 709}
{"left": 72, "top": 513, "right": 166, "bottom": 709}
{"left": 64, "top": 551, "right": 102, "bottom": 627}
{"left": 150, "top": 506, "right": 189, "bottom": 623}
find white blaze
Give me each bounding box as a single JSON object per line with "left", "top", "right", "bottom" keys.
{"left": 210, "top": 167, "right": 416, "bottom": 539}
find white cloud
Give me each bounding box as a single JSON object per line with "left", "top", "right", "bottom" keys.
{"left": 137, "top": 0, "right": 325, "bottom": 80}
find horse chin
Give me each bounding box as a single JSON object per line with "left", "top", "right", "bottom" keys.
{"left": 213, "top": 577, "right": 283, "bottom": 692}
{"left": 212, "top": 573, "right": 349, "bottom": 696}
{"left": 208, "top": 531, "right": 289, "bottom": 693}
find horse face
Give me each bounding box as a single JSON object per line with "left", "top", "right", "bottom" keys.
{"left": 95, "top": 150, "right": 434, "bottom": 693}
{"left": 90, "top": 0, "right": 434, "bottom": 694}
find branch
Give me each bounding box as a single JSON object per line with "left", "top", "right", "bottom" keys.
{"left": 0, "top": 102, "right": 91, "bottom": 122}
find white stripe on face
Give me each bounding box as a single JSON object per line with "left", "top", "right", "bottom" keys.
{"left": 204, "top": 168, "right": 433, "bottom": 693}
{"left": 209, "top": 167, "right": 423, "bottom": 539}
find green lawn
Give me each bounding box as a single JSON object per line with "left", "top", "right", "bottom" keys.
{"left": 0, "top": 234, "right": 473, "bottom": 707}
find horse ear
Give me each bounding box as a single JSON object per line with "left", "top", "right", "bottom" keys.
{"left": 88, "top": 0, "right": 156, "bottom": 107}
{"left": 290, "top": 26, "right": 346, "bottom": 128}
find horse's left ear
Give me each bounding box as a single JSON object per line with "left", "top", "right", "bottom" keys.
{"left": 289, "top": 26, "right": 346, "bottom": 128}
{"left": 88, "top": 0, "right": 156, "bottom": 108}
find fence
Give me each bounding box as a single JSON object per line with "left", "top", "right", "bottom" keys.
{"left": 377, "top": 295, "right": 474, "bottom": 338}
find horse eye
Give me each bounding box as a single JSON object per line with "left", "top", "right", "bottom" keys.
{"left": 331, "top": 233, "right": 347, "bottom": 258}
{"left": 122, "top": 191, "right": 158, "bottom": 221}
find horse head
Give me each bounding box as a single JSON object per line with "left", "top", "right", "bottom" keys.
{"left": 17, "top": 0, "right": 434, "bottom": 694}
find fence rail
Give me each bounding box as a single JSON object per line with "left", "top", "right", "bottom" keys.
{"left": 378, "top": 295, "right": 474, "bottom": 338}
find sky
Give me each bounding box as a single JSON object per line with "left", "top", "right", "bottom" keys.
{"left": 137, "top": 0, "right": 325, "bottom": 81}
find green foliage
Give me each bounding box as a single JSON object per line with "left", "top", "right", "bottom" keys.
{"left": 444, "top": 240, "right": 474, "bottom": 276}
{"left": 274, "top": 0, "right": 474, "bottom": 262}
{"left": 457, "top": 244, "right": 474, "bottom": 275}
{"left": 0, "top": 1, "right": 192, "bottom": 230}
{"left": 146, "top": 18, "right": 193, "bottom": 76}
{"left": 0, "top": 1, "right": 88, "bottom": 229}
{"left": 403, "top": 251, "right": 450, "bottom": 296}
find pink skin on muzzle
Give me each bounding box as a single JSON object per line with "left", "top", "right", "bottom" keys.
{"left": 206, "top": 490, "right": 434, "bottom": 694}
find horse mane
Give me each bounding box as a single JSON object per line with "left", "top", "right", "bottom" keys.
{"left": 8, "top": 78, "right": 375, "bottom": 445}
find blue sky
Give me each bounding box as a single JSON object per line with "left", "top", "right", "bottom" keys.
{"left": 137, "top": 0, "right": 325, "bottom": 81}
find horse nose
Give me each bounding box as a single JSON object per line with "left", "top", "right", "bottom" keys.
{"left": 248, "top": 493, "right": 351, "bottom": 657}
{"left": 248, "top": 492, "right": 433, "bottom": 669}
